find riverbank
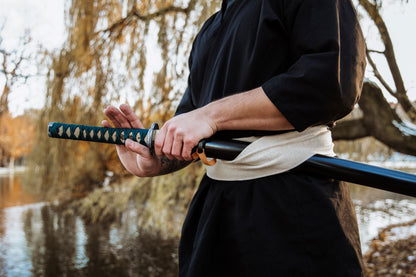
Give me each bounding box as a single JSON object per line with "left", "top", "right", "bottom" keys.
{"left": 364, "top": 219, "right": 416, "bottom": 276}
{"left": 0, "top": 202, "right": 179, "bottom": 277}
{"left": 0, "top": 166, "right": 26, "bottom": 176}
{"left": 2, "top": 170, "right": 416, "bottom": 276}
{"left": 2, "top": 200, "right": 416, "bottom": 277}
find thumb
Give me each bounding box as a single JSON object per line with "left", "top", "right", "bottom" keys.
{"left": 125, "top": 139, "right": 152, "bottom": 158}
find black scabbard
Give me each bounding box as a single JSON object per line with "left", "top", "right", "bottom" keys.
{"left": 201, "top": 139, "right": 416, "bottom": 197}
{"left": 48, "top": 122, "right": 416, "bottom": 197}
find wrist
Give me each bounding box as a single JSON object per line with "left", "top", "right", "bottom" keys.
{"left": 196, "top": 105, "right": 219, "bottom": 133}
{"left": 200, "top": 102, "right": 220, "bottom": 132}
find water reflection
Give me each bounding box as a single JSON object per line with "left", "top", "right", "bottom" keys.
{"left": 0, "top": 175, "right": 179, "bottom": 276}
{"left": 0, "top": 203, "right": 179, "bottom": 276}
{"left": 2, "top": 172, "right": 416, "bottom": 276}
{"left": 350, "top": 182, "right": 416, "bottom": 253}
{"left": 0, "top": 209, "right": 5, "bottom": 277}
{"left": 0, "top": 174, "right": 40, "bottom": 209}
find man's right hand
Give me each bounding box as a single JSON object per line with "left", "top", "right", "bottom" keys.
{"left": 103, "top": 104, "right": 162, "bottom": 177}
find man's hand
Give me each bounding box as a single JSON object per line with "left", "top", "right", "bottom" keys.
{"left": 103, "top": 104, "right": 162, "bottom": 177}
{"left": 154, "top": 108, "right": 218, "bottom": 161}
{"left": 103, "top": 87, "right": 292, "bottom": 174}
{"left": 153, "top": 87, "right": 293, "bottom": 161}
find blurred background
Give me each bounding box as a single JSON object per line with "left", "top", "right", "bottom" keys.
{"left": 0, "top": 0, "right": 416, "bottom": 276}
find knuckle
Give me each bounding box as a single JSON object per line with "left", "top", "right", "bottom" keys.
{"left": 184, "top": 136, "right": 196, "bottom": 146}
{"left": 171, "top": 148, "right": 181, "bottom": 157}
{"left": 166, "top": 124, "right": 177, "bottom": 134}
{"left": 176, "top": 129, "right": 185, "bottom": 137}
{"left": 182, "top": 145, "right": 192, "bottom": 158}
{"left": 182, "top": 150, "right": 192, "bottom": 161}
{"left": 165, "top": 154, "right": 174, "bottom": 160}
{"left": 154, "top": 139, "right": 163, "bottom": 150}
{"left": 162, "top": 145, "right": 171, "bottom": 155}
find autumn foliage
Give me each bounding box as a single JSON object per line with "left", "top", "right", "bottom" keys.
{"left": 23, "top": 0, "right": 221, "bottom": 199}
{"left": 0, "top": 112, "right": 35, "bottom": 168}
{"left": 15, "top": 0, "right": 416, "bottom": 201}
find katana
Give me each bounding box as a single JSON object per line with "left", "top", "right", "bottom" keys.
{"left": 48, "top": 122, "right": 416, "bottom": 197}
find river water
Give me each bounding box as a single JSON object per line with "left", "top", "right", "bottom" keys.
{"left": 1, "top": 169, "right": 416, "bottom": 276}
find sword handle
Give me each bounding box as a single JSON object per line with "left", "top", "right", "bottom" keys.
{"left": 48, "top": 122, "right": 248, "bottom": 162}
{"left": 48, "top": 122, "right": 153, "bottom": 147}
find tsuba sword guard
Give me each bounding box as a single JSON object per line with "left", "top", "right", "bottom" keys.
{"left": 144, "top": 123, "right": 159, "bottom": 153}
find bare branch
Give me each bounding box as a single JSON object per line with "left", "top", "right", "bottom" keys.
{"left": 333, "top": 81, "right": 416, "bottom": 156}
{"left": 366, "top": 47, "right": 396, "bottom": 96}
{"left": 0, "top": 28, "right": 34, "bottom": 116}
{"left": 358, "top": 0, "right": 416, "bottom": 121}
{"left": 332, "top": 118, "right": 369, "bottom": 140}
{"left": 99, "top": 5, "right": 189, "bottom": 35}
{"left": 367, "top": 49, "right": 385, "bottom": 55}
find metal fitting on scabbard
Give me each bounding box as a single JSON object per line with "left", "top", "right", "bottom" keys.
{"left": 192, "top": 140, "right": 216, "bottom": 166}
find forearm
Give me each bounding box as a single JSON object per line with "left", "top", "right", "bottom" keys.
{"left": 158, "top": 157, "right": 192, "bottom": 176}
{"left": 202, "top": 87, "right": 294, "bottom": 132}
{"left": 154, "top": 87, "right": 294, "bottom": 161}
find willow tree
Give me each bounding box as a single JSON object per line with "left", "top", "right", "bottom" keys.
{"left": 0, "top": 28, "right": 32, "bottom": 117}
{"left": 28, "top": 0, "right": 221, "bottom": 197}
{"left": 333, "top": 0, "right": 416, "bottom": 157}
{"left": 28, "top": 0, "right": 416, "bottom": 198}
{"left": 0, "top": 27, "right": 33, "bottom": 168}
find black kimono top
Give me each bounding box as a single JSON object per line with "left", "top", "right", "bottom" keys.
{"left": 175, "top": 0, "right": 366, "bottom": 133}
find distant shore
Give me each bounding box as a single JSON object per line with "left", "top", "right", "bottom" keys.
{"left": 0, "top": 166, "right": 26, "bottom": 176}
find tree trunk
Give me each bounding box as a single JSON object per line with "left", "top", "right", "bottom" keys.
{"left": 358, "top": 0, "right": 416, "bottom": 121}
{"left": 9, "top": 155, "right": 15, "bottom": 174}
{"left": 333, "top": 81, "right": 416, "bottom": 156}
{"left": 0, "top": 84, "right": 10, "bottom": 117}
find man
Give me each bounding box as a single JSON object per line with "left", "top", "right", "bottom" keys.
{"left": 104, "top": 0, "right": 366, "bottom": 275}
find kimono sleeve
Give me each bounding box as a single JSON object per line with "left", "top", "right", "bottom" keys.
{"left": 175, "top": 86, "right": 195, "bottom": 116}
{"left": 262, "top": 0, "right": 366, "bottom": 132}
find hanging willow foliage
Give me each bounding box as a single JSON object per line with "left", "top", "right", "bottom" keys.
{"left": 26, "top": 0, "right": 221, "bottom": 197}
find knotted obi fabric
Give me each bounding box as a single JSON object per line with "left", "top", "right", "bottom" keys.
{"left": 206, "top": 126, "right": 335, "bottom": 181}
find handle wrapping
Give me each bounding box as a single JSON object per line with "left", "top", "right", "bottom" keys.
{"left": 48, "top": 122, "right": 149, "bottom": 146}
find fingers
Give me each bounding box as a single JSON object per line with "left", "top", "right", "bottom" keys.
{"left": 103, "top": 105, "right": 208, "bottom": 162}
{"left": 154, "top": 121, "right": 195, "bottom": 161}
{"left": 161, "top": 133, "right": 176, "bottom": 160}
{"left": 104, "top": 105, "right": 127, "bottom": 128}
{"left": 119, "top": 104, "right": 144, "bottom": 129}
{"left": 103, "top": 105, "right": 142, "bottom": 154}
{"left": 182, "top": 137, "right": 195, "bottom": 161}
{"left": 104, "top": 104, "right": 144, "bottom": 129}
{"left": 154, "top": 127, "right": 166, "bottom": 157}
{"left": 172, "top": 136, "right": 185, "bottom": 160}
{"left": 102, "top": 119, "right": 112, "bottom": 128}
{"left": 125, "top": 139, "right": 152, "bottom": 157}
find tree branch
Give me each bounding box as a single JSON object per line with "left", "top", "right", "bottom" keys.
{"left": 366, "top": 47, "right": 395, "bottom": 96}
{"left": 0, "top": 31, "right": 33, "bottom": 116}
{"left": 359, "top": 0, "right": 405, "bottom": 94}
{"left": 359, "top": 0, "right": 416, "bottom": 121}
{"left": 367, "top": 49, "right": 385, "bottom": 55}
{"left": 100, "top": 5, "right": 190, "bottom": 35}
{"left": 333, "top": 81, "right": 416, "bottom": 156}
{"left": 332, "top": 118, "right": 369, "bottom": 140}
